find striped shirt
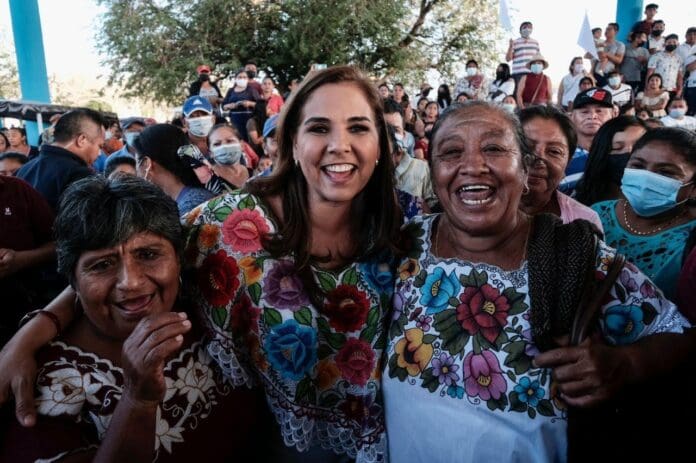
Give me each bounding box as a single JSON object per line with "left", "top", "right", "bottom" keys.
{"left": 510, "top": 37, "right": 540, "bottom": 75}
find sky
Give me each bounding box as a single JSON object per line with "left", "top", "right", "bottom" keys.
{"left": 1, "top": 0, "right": 695, "bottom": 113}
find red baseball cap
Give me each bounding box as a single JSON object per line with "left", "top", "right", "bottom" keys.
{"left": 197, "top": 65, "right": 211, "bottom": 74}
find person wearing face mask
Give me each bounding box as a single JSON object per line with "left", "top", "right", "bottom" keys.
{"left": 454, "top": 60, "right": 488, "bottom": 101}
{"left": 593, "top": 23, "right": 626, "bottom": 88}
{"left": 621, "top": 32, "right": 650, "bottom": 93}
{"left": 106, "top": 117, "right": 146, "bottom": 168}
{"left": 506, "top": 21, "right": 541, "bottom": 86}
{"left": 591, "top": 128, "right": 696, "bottom": 300}
{"left": 660, "top": 98, "right": 696, "bottom": 130}
{"left": 648, "top": 34, "right": 684, "bottom": 99}
{"left": 648, "top": 20, "right": 666, "bottom": 55}
{"left": 182, "top": 95, "right": 217, "bottom": 155}
{"left": 515, "top": 54, "right": 552, "bottom": 109}
{"left": 222, "top": 70, "right": 261, "bottom": 142}
{"left": 188, "top": 64, "right": 223, "bottom": 107}
{"left": 501, "top": 95, "right": 517, "bottom": 113}
{"left": 243, "top": 60, "right": 264, "bottom": 95}
{"left": 487, "top": 63, "right": 515, "bottom": 103}
{"left": 558, "top": 57, "right": 590, "bottom": 110}
{"left": 602, "top": 71, "right": 633, "bottom": 109}
{"left": 575, "top": 116, "right": 648, "bottom": 206}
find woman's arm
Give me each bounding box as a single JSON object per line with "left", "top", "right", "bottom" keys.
{"left": 557, "top": 80, "right": 565, "bottom": 107}
{"left": 516, "top": 75, "right": 527, "bottom": 108}
{"left": 0, "top": 286, "right": 77, "bottom": 426}
{"left": 545, "top": 76, "right": 553, "bottom": 103}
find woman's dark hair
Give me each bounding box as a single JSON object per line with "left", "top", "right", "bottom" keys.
{"left": 245, "top": 66, "right": 403, "bottom": 301}
{"left": 632, "top": 127, "right": 696, "bottom": 179}
{"left": 207, "top": 123, "right": 241, "bottom": 146}
{"left": 466, "top": 59, "right": 479, "bottom": 68}
{"left": 103, "top": 156, "right": 136, "bottom": 178}
{"left": 437, "top": 84, "right": 452, "bottom": 108}
{"left": 647, "top": 73, "right": 663, "bottom": 88}
{"left": 568, "top": 56, "right": 583, "bottom": 73}
{"left": 575, "top": 116, "right": 648, "bottom": 205}
{"left": 496, "top": 63, "right": 511, "bottom": 82}
{"left": 0, "top": 131, "right": 9, "bottom": 149}
{"left": 133, "top": 124, "right": 201, "bottom": 187}
{"left": 428, "top": 101, "right": 534, "bottom": 172}
{"left": 579, "top": 76, "right": 594, "bottom": 88}
{"left": 55, "top": 175, "right": 183, "bottom": 286}
{"left": 519, "top": 105, "right": 578, "bottom": 155}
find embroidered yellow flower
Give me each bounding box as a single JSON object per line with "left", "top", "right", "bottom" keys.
{"left": 197, "top": 224, "right": 220, "bottom": 249}
{"left": 395, "top": 328, "right": 433, "bottom": 376}
{"left": 398, "top": 258, "right": 420, "bottom": 281}
{"left": 316, "top": 359, "right": 341, "bottom": 390}
{"left": 239, "top": 256, "right": 263, "bottom": 285}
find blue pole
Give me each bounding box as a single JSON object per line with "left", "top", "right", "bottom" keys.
{"left": 616, "top": 0, "right": 644, "bottom": 43}
{"left": 9, "top": 0, "right": 51, "bottom": 146}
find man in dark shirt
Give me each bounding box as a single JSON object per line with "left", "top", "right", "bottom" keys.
{"left": 16, "top": 108, "right": 104, "bottom": 212}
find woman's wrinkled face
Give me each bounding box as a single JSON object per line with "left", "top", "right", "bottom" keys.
{"left": 522, "top": 117, "right": 570, "bottom": 209}
{"left": 431, "top": 107, "right": 526, "bottom": 236}
{"left": 209, "top": 126, "right": 240, "bottom": 147}
{"left": 293, "top": 82, "right": 381, "bottom": 206}
{"left": 74, "top": 232, "right": 180, "bottom": 341}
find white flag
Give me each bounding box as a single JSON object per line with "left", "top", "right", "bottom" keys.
{"left": 499, "top": 0, "right": 513, "bottom": 32}
{"left": 577, "top": 11, "right": 598, "bottom": 59}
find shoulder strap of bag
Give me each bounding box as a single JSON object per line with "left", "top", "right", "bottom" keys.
{"left": 570, "top": 241, "right": 627, "bottom": 346}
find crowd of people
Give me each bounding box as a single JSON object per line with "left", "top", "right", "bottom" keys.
{"left": 0, "top": 4, "right": 695, "bottom": 462}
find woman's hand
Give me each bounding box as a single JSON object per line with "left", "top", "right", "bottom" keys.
{"left": 121, "top": 312, "right": 191, "bottom": 405}
{"left": 211, "top": 163, "right": 250, "bottom": 188}
{"left": 533, "top": 336, "right": 629, "bottom": 408}
{"left": 0, "top": 338, "right": 38, "bottom": 427}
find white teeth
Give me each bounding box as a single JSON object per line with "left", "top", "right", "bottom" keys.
{"left": 461, "top": 198, "right": 494, "bottom": 205}
{"left": 457, "top": 185, "right": 491, "bottom": 193}
{"left": 324, "top": 164, "right": 354, "bottom": 173}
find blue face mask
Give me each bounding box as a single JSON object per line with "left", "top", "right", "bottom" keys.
{"left": 621, "top": 168, "right": 692, "bottom": 217}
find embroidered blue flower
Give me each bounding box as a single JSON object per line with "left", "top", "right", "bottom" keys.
{"left": 419, "top": 267, "right": 460, "bottom": 314}
{"left": 514, "top": 377, "right": 545, "bottom": 407}
{"left": 360, "top": 261, "right": 394, "bottom": 296}
{"left": 447, "top": 385, "right": 465, "bottom": 399}
{"left": 604, "top": 305, "right": 644, "bottom": 345}
{"left": 264, "top": 319, "right": 318, "bottom": 381}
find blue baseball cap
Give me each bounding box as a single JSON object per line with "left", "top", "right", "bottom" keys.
{"left": 182, "top": 96, "right": 213, "bottom": 117}
{"left": 263, "top": 114, "right": 279, "bottom": 138}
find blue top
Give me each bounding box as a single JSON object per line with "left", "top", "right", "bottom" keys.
{"left": 176, "top": 186, "right": 215, "bottom": 215}
{"left": 558, "top": 147, "right": 588, "bottom": 195}
{"left": 591, "top": 200, "right": 696, "bottom": 300}
{"left": 16, "top": 144, "right": 92, "bottom": 212}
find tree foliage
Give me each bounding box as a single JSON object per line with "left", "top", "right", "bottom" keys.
{"left": 96, "top": 0, "right": 500, "bottom": 104}
{"left": 0, "top": 43, "right": 20, "bottom": 99}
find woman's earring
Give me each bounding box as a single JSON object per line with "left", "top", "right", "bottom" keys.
{"left": 522, "top": 183, "right": 530, "bottom": 195}
{"left": 376, "top": 158, "right": 379, "bottom": 166}
{"left": 294, "top": 158, "right": 299, "bottom": 167}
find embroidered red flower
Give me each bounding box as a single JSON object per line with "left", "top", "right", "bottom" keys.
{"left": 221, "top": 209, "right": 269, "bottom": 253}
{"left": 335, "top": 338, "right": 376, "bottom": 386}
{"left": 323, "top": 285, "right": 370, "bottom": 332}
{"left": 230, "top": 293, "right": 260, "bottom": 336}
{"left": 197, "top": 250, "right": 240, "bottom": 306}
{"left": 456, "top": 284, "right": 510, "bottom": 343}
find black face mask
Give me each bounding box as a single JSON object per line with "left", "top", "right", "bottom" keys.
{"left": 607, "top": 153, "right": 631, "bottom": 184}
{"left": 199, "top": 74, "right": 210, "bottom": 82}
{"left": 496, "top": 71, "right": 506, "bottom": 81}
{"left": 246, "top": 70, "right": 256, "bottom": 79}
{"left": 665, "top": 44, "right": 677, "bottom": 52}
{"left": 651, "top": 30, "right": 663, "bottom": 37}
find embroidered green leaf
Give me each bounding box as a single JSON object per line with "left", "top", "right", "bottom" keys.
{"left": 537, "top": 399, "right": 556, "bottom": 417}
{"left": 360, "top": 325, "right": 377, "bottom": 342}
{"left": 206, "top": 195, "right": 223, "bottom": 211}
{"left": 511, "top": 316, "right": 519, "bottom": 326}
{"left": 442, "top": 332, "right": 469, "bottom": 357}
{"left": 615, "top": 283, "right": 627, "bottom": 303}
{"left": 472, "top": 332, "right": 482, "bottom": 354}
{"left": 504, "top": 287, "right": 529, "bottom": 316}
{"left": 502, "top": 340, "right": 532, "bottom": 375}
{"left": 434, "top": 309, "right": 469, "bottom": 356}
{"left": 540, "top": 368, "right": 548, "bottom": 386}
{"left": 471, "top": 269, "right": 488, "bottom": 287}
{"left": 641, "top": 302, "right": 658, "bottom": 325}
{"left": 214, "top": 206, "right": 233, "bottom": 222}
{"left": 295, "top": 376, "right": 315, "bottom": 404}
{"left": 494, "top": 330, "right": 509, "bottom": 350}
{"left": 341, "top": 267, "right": 359, "bottom": 286}
{"left": 325, "top": 332, "right": 346, "bottom": 350}
{"left": 373, "top": 332, "right": 387, "bottom": 350}
{"left": 238, "top": 195, "right": 256, "bottom": 210}
{"left": 420, "top": 368, "right": 440, "bottom": 393}
{"left": 422, "top": 334, "right": 437, "bottom": 344}
{"left": 264, "top": 308, "right": 283, "bottom": 327}
{"left": 318, "top": 344, "right": 333, "bottom": 360}
{"left": 317, "top": 317, "right": 331, "bottom": 334}
{"left": 316, "top": 271, "right": 336, "bottom": 292}
{"left": 320, "top": 392, "right": 341, "bottom": 409}
{"left": 506, "top": 370, "right": 517, "bottom": 382}
{"left": 474, "top": 332, "right": 499, "bottom": 352}
{"left": 414, "top": 270, "right": 427, "bottom": 288}
{"left": 212, "top": 307, "right": 227, "bottom": 329}
{"left": 449, "top": 297, "right": 460, "bottom": 308}
{"left": 433, "top": 309, "right": 459, "bottom": 332}
{"left": 388, "top": 353, "right": 409, "bottom": 381}
{"left": 248, "top": 283, "right": 262, "bottom": 305}
{"left": 294, "top": 307, "right": 313, "bottom": 326}
{"left": 389, "top": 313, "right": 408, "bottom": 339}
{"left": 486, "top": 394, "right": 508, "bottom": 411}
{"left": 527, "top": 407, "right": 537, "bottom": 419}
{"left": 509, "top": 391, "right": 527, "bottom": 412}
{"left": 367, "top": 307, "right": 380, "bottom": 327}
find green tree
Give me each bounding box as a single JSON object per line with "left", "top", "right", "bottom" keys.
{"left": 96, "top": 0, "right": 500, "bottom": 104}
{"left": 0, "top": 42, "right": 20, "bottom": 99}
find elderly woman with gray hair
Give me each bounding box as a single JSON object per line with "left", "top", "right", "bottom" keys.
{"left": 0, "top": 175, "right": 260, "bottom": 462}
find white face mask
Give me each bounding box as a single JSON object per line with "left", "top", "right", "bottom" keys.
{"left": 573, "top": 63, "right": 585, "bottom": 74}
{"left": 187, "top": 116, "right": 214, "bottom": 138}
{"left": 104, "top": 130, "right": 113, "bottom": 141}
{"left": 124, "top": 131, "right": 140, "bottom": 147}
{"left": 521, "top": 28, "right": 532, "bottom": 38}
{"left": 502, "top": 103, "right": 517, "bottom": 113}
{"left": 466, "top": 67, "right": 477, "bottom": 77}
{"left": 530, "top": 63, "right": 544, "bottom": 74}
{"left": 608, "top": 76, "right": 621, "bottom": 87}
{"left": 670, "top": 108, "right": 686, "bottom": 118}
{"left": 236, "top": 78, "right": 248, "bottom": 89}
{"left": 211, "top": 143, "right": 244, "bottom": 165}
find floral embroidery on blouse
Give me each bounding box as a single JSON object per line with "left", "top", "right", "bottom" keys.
{"left": 386, "top": 214, "right": 689, "bottom": 419}
{"left": 185, "top": 191, "right": 392, "bottom": 462}
{"left": 34, "top": 341, "right": 232, "bottom": 458}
